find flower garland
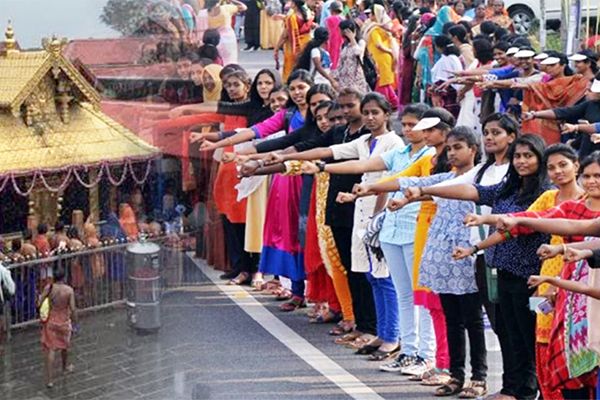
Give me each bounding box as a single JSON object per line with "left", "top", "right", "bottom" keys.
{"left": 2, "top": 158, "right": 156, "bottom": 197}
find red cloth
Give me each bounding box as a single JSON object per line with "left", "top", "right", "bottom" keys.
{"left": 536, "top": 343, "right": 564, "bottom": 400}
{"left": 522, "top": 75, "right": 589, "bottom": 145}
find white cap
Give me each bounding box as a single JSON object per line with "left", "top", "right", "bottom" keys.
{"left": 591, "top": 79, "right": 600, "bottom": 93}
{"left": 413, "top": 117, "right": 441, "bottom": 131}
{"left": 569, "top": 53, "right": 588, "bottom": 62}
{"left": 515, "top": 49, "right": 536, "bottom": 58}
{"left": 534, "top": 52, "right": 548, "bottom": 60}
{"left": 506, "top": 47, "right": 519, "bottom": 56}
{"left": 540, "top": 57, "right": 560, "bottom": 65}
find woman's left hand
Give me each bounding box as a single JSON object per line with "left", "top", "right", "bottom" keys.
{"left": 200, "top": 141, "right": 218, "bottom": 151}
{"left": 300, "top": 161, "right": 319, "bottom": 175}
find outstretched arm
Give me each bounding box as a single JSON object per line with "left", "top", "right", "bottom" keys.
{"left": 515, "top": 217, "right": 600, "bottom": 237}
{"left": 323, "top": 157, "right": 387, "bottom": 175}
{"left": 419, "top": 184, "right": 481, "bottom": 202}
{"left": 528, "top": 275, "right": 600, "bottom": 300}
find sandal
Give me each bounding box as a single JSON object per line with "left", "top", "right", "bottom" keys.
{"left": 355, "top": 343, "right": 381, "bottom": 355}
{"left": 251, "top": 274, "right": 265, "bottom": 291}
{"left": 435, "top": 378, "right": 464, "bottom": 397}
{"left": 329, "top": 320, "right": 355, "bottom": 336}
{"left": 367, "top": 345, "right": 400, "bottom": 361}
{"left": 345, "top": 334, "right": 376, "bottom": 349}
{"left": 228, "top": 272, "right": 250, "bottom": 285}
{"left": 275, "top": 289, "right": 292, "bottom": 301}
{"left": 422, "top": 370, "right": 452, "bottom": 386}
{"left": 310, "top": 310, "right": 342, "bottom": 324}
{"left": 458, "top": 381, "right": 488, "bottom": 399}
{"left": 334, "top": 331, "right": 361, "bottom": 345}
{"left": 279, "top": 296, "right": 306, "bottom": 312}
{"left": 307, "top": 303, "right": 326, "bottom": 319}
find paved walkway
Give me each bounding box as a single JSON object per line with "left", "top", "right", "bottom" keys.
{"left": 0, "top": 254, "right": 502, "bottom": 400}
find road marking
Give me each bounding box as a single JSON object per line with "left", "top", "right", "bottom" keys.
{"left": 192, "top": 258, "right": 385, "bottom": 400}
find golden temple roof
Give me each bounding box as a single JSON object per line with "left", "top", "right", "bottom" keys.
{"left": 0, "top": 24, "right": 159, "bottom": 175}
{"left": 0, "top": 102, "right": 158, "bottom": 174}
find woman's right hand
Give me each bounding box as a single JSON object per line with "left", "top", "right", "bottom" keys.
{"left": 351, "top": 183, "right": 371, "bottom": 197}
{"left": 463, "top": 213, "right": 484, "bottom": 227}
{"left": 527, "top": 275, "right": 548, "bottom": 289}
{"left": 537, "top": 244, "right": 562, "bottom": 261}
{"left": 387, "top": 198, "right": 408, "bottom": 211}
{"left": 336, "top": 192, "right": 357, "bottom": 203}
{"left": 452, "top": 246, "right": 474, "bottom": 260}
{"left": 561, "top": 123, "right": 578, "bottom": 134}
{"left": 563, "top": 247, "right": 593, "bottom": 263}
{"left": 264, "top": 152, "right": 284, "bottom": 165}
{"left": 403, "top": 186, "right": 422, "bottom": 201}
{"left": 190, "top": 131, "right": 210, "bottom": 143}
{"left": 522, "top": 111, "right": 536, "bottom": 121}
{"left": 239, "top": 160, "right": 260, "bottom": 177}
{"left": 221, "top": 152, "right": 237, "bottom": 163}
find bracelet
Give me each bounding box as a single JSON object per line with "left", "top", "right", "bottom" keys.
{"left": 503, "top": 231, "right": 512, "bottom": 240}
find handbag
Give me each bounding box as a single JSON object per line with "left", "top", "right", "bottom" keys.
{"left": 39, "top": 284, "right": 52, "bottom": 323}
{"left": 357, "top": 50, "right": 378, "bottom": 90}
{"left": 475, "top": 206, "right": 499, "bottom": 304}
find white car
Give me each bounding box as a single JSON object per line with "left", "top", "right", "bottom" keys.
{"left": 505, "top": 0, "right": 599, "bottom": 34}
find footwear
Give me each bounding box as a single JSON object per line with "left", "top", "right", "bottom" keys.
{"left": 435, "top": 378, "right": 464, "bottom": 396}
{"left": 355, "top": 343, "right": 381, "bottom": 355}
{"left": 274, "top": 289, "right": 292, "bottom": 301}
{"left": 242, "top": 45, "right": 253, "bottom": 51}
{"left": 368, "top": 345, "right": 400, "bottom": 361}
{"left": 401, "top": 356, "right": 431, "bottom": 376}
{"left": 310, "top": 310, "right": 342, "bottom": 324}
{"left": 228, "top": 272, "right": 250, "bottom": 285}
{"left": 345, "top": 334, "right": 376, "bottom": 349}
{"left": 307, "top": 303, "right": 326, "bottom": 319}
{"left": 483, "top": 393, "right": 516, "bottom": 400}
{"left": 379, "top": 353, "right": 417, "bottom": 373}
{"left": 334, "top": 330, "right": 361, "bottom": 345}
{"left": 458, "top": 380, "right": 488, "bottom": 399}
{"left": 279, "top": 296, "right": 306, "bottom": 312}
{"left": 422, "top": 370, "right": 452, "bottom": 386}
{"left": 220, "top": 270, "right": 239, "bottom": 280}
{"left": 329, "top": 320, "right": 355, "bottom": 336}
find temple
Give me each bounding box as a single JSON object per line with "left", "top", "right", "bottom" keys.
{"left": 0, "top": 23, "right": 159, "bottom": 234}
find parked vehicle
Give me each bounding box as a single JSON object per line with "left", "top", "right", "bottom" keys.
{"left": 505, "top": 0, "right": 598, "bottom": 34}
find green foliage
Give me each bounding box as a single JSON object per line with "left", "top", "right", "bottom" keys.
{"left": 100, "top": 0, "right": 149, "bottom": 36}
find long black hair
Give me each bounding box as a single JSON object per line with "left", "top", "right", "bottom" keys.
{"left": 293, "top": 0, "right": 308, "bottom": 21}
{"left": 295, "top": 27, "right": 329, "bottom": 71}
{"left": 579, "top": 151, "right": 600, "bottom": 174}
{"left": 448, "top": 24, "right": 469, "bottom": 44}
{"left": 473, "top": 37, "right": 494, "bottom": 64}
{"left": 339, "top": 19, "right": 362, "bottom": 43}
{"left": 498, "top": 134, "right": 548, "bottom": 205}
{"left": 434, "top": 35, "right": 461, "bottom": 57}
{"left": 249, "top": 68, "right": 282, "bottom": 104}
{"left": 475, "top": 113, "right": 520, "bottom": 182}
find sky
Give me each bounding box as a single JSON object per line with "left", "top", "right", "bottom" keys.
{"left": 2, "top": 0, "right": 119, "bottom": 49}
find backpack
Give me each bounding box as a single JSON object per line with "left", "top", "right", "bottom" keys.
{"left": 357, "top": 50, "right": 378, "bottom": 90}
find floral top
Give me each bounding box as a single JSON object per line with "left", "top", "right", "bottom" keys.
{"left": 332, "top": 41, "right": 369, "bottom": 93}
{"left": 475, "top": 182, "right": 552, "bottom": 278}
{"left": 401, "top": 172, "right": 478, "bottom": 294}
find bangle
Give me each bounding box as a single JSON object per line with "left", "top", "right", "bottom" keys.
{"left": 503, "top": 231, "right": 512, "bottom": 240}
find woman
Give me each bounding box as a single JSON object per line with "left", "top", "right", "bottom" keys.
{"left": 352, "top": 108, "right": 456, "bottom": 382}
{"left": 333, "top": 19, "right": 369, "bottom": 94}
{"left": 456, "top": 144, "right": 584, "bottom": 400}
{"left": 489, "top": 0, "right": 513, "bottom": 32}
{"left": 39, "top": 266, "right": 77, "bottom": 388}
{"left": 363, "top": 4, "right": 398, "bottom": 108}
{"left": 201, "top": 64, "right": 224, "bottom": 102}
{"left": 468, "top": 151, "right": 600, "bottom": 399}
{"left": 294, "top": 27, "right": 337, "bottom": 88}
{"left": 448, "top": 24, "right": 474, "bottom": 67}
{"left": 283, "top": 93, "right": 405, "bottom": 356}
{"left": 205, "top": 0, "right": 247, "bottom": 65}
{"left": 307, "top": 104, "right": 434, "bottom": 371}
{"left": 404, "top": 134, "right": 551, "bottom": 400}
{"left": 429, "top": 35, "right": 463, "bottom": 118}
{"left": 569, "top": 50, "right": 599, "bottom": 82}
{"left": 391, "top": 127, "right": 488, "bottom": 398}
{"left": 119, "top": 203, "right": 139, "bottom": 239}
{"left": 397, "top": 13, "right": 419, "bottom": 108}
{"left": 201, "top": 70, "right": 314, "bottom": 309}
{"left": 274, "top": 0, "right": 314, "bottom": 81}
{"left": 243, "top": 0, "right": 262, "bottom": 51}
{"left": 324, "top": 1, "right": 344, "bottom": 70}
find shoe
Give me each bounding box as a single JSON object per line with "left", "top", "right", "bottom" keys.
{"left": 228, "top": 272, "right": 251, "bottom": 285}
{"left": 279, "top": 296, "right": 306, "bottom": 312}
{"left": 252, "top": 46, "right": 261, "bottom": 51}
{"left": 379, "top": 354, "right": 417, "bottom": 373}
{"left": 220, "top": 270, "right": 239, "bottom": 280}
{"left": 242, "top": 45, "right": 253, "bottom": 51}
{"left": 401, "top": 356, "right": 431, "bottom": 376}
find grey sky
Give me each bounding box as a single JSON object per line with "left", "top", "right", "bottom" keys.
{"left": 2, "top": 0, "right": 119, "bottom": 49}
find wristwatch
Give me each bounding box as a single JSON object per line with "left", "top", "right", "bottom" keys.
{"left": 317, "top": 161, "right": 326, "bottom": 172}
{"left": 471, "top": 244, "right": 480, "bottom": 254}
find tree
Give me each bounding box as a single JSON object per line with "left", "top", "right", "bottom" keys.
{"left": 100, "top": 0, "right": 150, "bottom": 36}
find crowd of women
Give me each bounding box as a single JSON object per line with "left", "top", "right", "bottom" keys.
{"left": 147, "top": 0, "right": 600, "bottom": 399}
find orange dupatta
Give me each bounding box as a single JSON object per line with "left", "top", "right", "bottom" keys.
{"left": 522, "top": 75, "right": 590, "bottom": 144}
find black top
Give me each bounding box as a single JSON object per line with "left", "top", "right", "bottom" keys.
{"left": 315, "top": 125, "right": 370, "bottom": 228}
{"left": 255, "top": 124, "right": 319, "bottom": 153}
{"left": 217, "top": 100, "right": 273, "bottom": 127}
{"left": 585, "top": 249, "right": 600, "bottom": 269}
{"left": 554, "top": 100, "right": 600, "bottom": 157}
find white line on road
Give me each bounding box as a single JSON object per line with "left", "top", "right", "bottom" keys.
{"left": 192, "top": 257, "right": 385, "bottom": 400}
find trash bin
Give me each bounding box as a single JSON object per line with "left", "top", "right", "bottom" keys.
{"left": 126, "top": 241, "right": 161, "bottom": 333}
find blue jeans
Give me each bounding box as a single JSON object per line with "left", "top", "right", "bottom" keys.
{"left": 366, "top": 273, "right": 399, "bottom": 343}
{"left": 381, "top": 241, "right": 436, "bottom": 360}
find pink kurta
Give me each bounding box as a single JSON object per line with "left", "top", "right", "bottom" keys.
{"left": 325, "top": 15, "right": 343, "bottom": 70}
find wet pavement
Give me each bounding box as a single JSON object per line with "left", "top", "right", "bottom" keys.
{"left": 0, "top": 254, "right": 502, "bottom": 400}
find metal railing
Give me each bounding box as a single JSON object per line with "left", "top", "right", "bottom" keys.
{"left": 2, "top": 233, "right": 197, "bottom": 338}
